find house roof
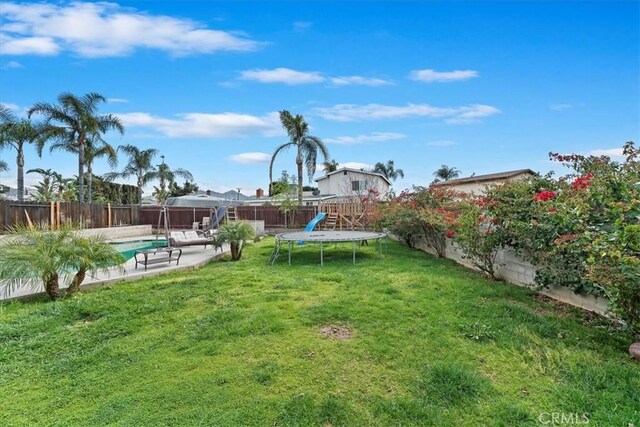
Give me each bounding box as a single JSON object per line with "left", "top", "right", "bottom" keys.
{"left": 315, "top": 167, "right": 392, "bottom": 186}
{"left": 433, "top": 169, "right": 537, "bottom": 186}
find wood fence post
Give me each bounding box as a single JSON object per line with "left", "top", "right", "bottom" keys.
{"left": 50, "top": 201, "right": 55, "bottom": 229}
{"left": 108, "top": 203, "right": 112, "bottom": 228}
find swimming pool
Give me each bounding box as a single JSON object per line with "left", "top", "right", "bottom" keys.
{"left": 112, "top": 239, "right": 167, "bottom": 261}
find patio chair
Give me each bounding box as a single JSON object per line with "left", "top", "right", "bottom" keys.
{"left": 169, "top": 230, "right": 222, "bottom": 251}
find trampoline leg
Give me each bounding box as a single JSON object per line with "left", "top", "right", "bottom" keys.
{"left": 288, "top": 241, "right": 292, "bottom": 265}
{"left": 353, "top": 241, "right": 356, "bottom": 264}
{"left": 320, "top": 241, "right": 324, "bottom": 267}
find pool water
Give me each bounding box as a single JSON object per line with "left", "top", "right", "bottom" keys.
{"left": 112, "top": 239, "right": 167, "bottom": 261}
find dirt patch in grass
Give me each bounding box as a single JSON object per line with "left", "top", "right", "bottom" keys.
{"left": 319, "top": 325, "right": 352, "bottom": 340}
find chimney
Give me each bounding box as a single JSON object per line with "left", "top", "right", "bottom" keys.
{"left": 206, "top": 189, "right": 211, "bottom": 196}
{"left": 256, "top": 188, "right": 264, "bottom": 199}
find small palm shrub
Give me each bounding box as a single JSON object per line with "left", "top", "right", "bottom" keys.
{"left": 218, "top": 221, "right": 256, "bottom": 261}
{"left": 0, "top": 225, "right": 124, "bottom": 300}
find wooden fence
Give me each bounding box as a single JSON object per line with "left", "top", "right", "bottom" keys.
{"left": 139, "top": 206, "right": 318, "bottom": 230}
{"left": 0, "top": 200, "right": 139, "bottom": 231}
{"left": 0, "top": 200, "right": 371, "bottom": 232}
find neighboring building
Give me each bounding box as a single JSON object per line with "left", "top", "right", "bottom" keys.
{"left": 432, "top": 169, "right": 537, "bottom": 195}
{"left": 315, "top": 168, "right": 391, "bottom": 198}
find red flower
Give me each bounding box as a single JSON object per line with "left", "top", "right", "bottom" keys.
{"left": 445, "top": 230, "right": 456, "bottom": 238}
{"left": 534, "top": 191, "right": 557, "bottom": 202}
{"left": 572, "top": 173, "right": 594, "bottom": 190}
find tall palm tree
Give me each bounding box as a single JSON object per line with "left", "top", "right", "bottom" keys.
{"left": 0, "top": 110, "right": 48, "bottom": 202}
{"left": 433, "top": 165, "right": 461, "bottom": 182}
{"left": 373, "top": 160, "right": 404, "bottom": 182}
{"left": 48, "top": 133, "right": 118, "bottom": 203}
{"left": 322, "top": 159, "right": 339, "bottom": 174}
{"left": 27, "top": 92, "right": 124, "bottom": 203}
{"left": 269, "top": 110, "right": 329, "bottom": 204}
{"left": 148, "top": 156, "right": 194, "bottom": 193}
{"left": 103, "top": 145, "right": 158, "bottom": 204}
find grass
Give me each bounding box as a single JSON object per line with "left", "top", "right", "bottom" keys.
{"left": 1, "top": 239, "right": 638, "bottom": 426}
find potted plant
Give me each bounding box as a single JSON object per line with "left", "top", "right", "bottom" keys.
{"left": 218, "top": 221, "right": 256, "bottom": 261}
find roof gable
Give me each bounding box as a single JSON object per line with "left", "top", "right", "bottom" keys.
{"left": 434, "top": 169, "right": 537, "bottom": 186}
{"left": 315, "top": 167, "right": 392, "bottom": 185}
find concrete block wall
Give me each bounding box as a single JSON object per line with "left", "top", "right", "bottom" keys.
{"left": 409, "top": 235, "right": 609, "bottom": 315}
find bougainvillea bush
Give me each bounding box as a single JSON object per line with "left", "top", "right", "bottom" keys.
{"left": 477, "top": 142, "right": 639, "bottom": 337}
{"left": 380, "top": 142, "right": 639, "bottom": 338}
{"left": 373, "top": 186, "right": 458, "bottom": 256}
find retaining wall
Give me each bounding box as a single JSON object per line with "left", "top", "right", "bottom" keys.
{"left": 412, "top": 236, "right": 609, "bottom": 315}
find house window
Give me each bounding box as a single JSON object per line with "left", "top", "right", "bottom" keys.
{"left": 351, "top": 180, "right": 368, "bottom": 191}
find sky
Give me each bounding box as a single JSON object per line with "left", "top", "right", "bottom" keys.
{"left": 1, "top": 1, "right": 639, "bottom": 196}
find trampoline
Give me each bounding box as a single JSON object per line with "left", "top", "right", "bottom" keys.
{"left": 269, "top": 231, "right": 387, "bottom": 266}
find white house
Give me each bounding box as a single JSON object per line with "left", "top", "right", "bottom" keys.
{"left": 315, "top": 168, "right": 391, "bottom": 198}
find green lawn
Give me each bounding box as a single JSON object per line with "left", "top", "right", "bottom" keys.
{"left": 1, "top": 239, "right": 638, "bottom": 426}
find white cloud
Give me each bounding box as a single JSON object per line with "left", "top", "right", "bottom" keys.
{"left": 2, "top": 60, "right": 23, "bottom": 68}
{"left": 0, "top": 102, "right": 20, "bottom": 112}
{"left": 293, "top": 21, "right": 312, "bottom": 31}
{"left": 117, "top": 111, "right": 283, "bottom": 138}
{"left": 229, "top": 152, "right": 271, "bottom": 164}
{"left": 427, "top": 140, "right": 456, "bottom": 147}
{"left": 314, "top": 103, "right": 499, "bottom": 124}
{"left": 239, "top": 68, "right": 325, "bottom": 85}
{"left": 409, "top": 69, "right": 479, "bottom": 83}
{"left": 0, "top": 2, "right": 262, "bottom": 57}
{"left": 325, "top": 132, "right": 405, "bottom": 145}
{"left": 330, "top": 76, "right": 394, "bottom": 86}
{"left": 0, "top": 34, "right": 59, "bottom": 55}
{"left": 549, "top": 103, "right": 574, "bottom": 111}
{"left": 108, "top": 98, "right": 129, "bottom": 103}
{"left": 588, "top": 148, "right": 625, "bottom": 160}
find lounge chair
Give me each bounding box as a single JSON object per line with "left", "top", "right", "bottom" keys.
{"left": 169, "top": 230, "right": 223, "bottom": 251}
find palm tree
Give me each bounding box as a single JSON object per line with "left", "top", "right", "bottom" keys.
{"left": 322, "top": 159, "right": 339, "bottom": 174}
{"left": 269, "top": 110, "right": 329, "bottom": 204}
{"left": 433, "top": 165, "right": 461, "bottom": 182}
{"left": 27, "top": 168, "right": 63, "bottom": 202}
{"left": 27, "top": 92, "right": 124, "bottom": 203}
{"left": 0, "top": 225, "right": 124, "bottom": 300}
{"left": 373, "top": 160, "right": 404, "bottom": 182}
{"left": 48, "top": 133, "right": 118, "bottom": 203}
{"left": 0, "top": 110, "right": 48, "bottom": 202}
{"left": 0, "top": 160, "right": 7, "bottom": 172}
{"left": 218, "top": 221, "right": 255, "bottom": 261}
{"left": 148, "top": 156, "right": 193, "bottom": 194}
{"left": 103, "top": 145, "right": 158, "bottom": 204}
{"left": 66, "top": 233, "right": 124, "bottom": 296}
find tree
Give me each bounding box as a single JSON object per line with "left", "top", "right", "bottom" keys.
{"left": 433, "top": 165, "right": 461, "bottom": 182}
{"left": 269, "top": 110, "right": 329, "bottom": 204}
{"left": 0, "top": 109, "right": 47, "bottom": 202}
{"left": 270, "top": 170, "right": 296, "bottom": 197}
{"left": 28, "top": 92, "right": 124, "bottom": 203}
{"left": 148, "top": 156, "right": 193, "bottom": 194}
{"left": 103, "top": 145, "right": 159, "bottom": 204}
{"left": 0, "top": 160, "right": 7, "bottom": 172}
{"left": 0, "top": 225, "right": 124, "bottom": 300}
{"left": 218, "top": 221, "right": 256, "bottom": 261}
{"left": 373, "top": 160, "right": 404, "bottom": 182}
{"left": 322, "top": 159, "right": 339, "bottom": 173}
{"left": 169, "top": 180, "right": 199, "bottom": 197}
{"left": 26, "top": 168, "right": 62, "bottom": 202}
{"left": 48, "top": 133, "right": 118, "bottom": 203}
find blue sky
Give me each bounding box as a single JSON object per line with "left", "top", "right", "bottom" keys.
{"left": 1, "top": 1, "right": 638, "bottom": 195}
